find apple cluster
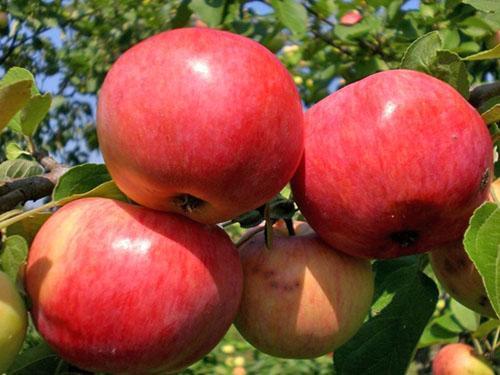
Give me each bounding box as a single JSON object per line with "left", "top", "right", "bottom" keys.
{"left": 21, "top": 27, "right": 493, "bottom": 373}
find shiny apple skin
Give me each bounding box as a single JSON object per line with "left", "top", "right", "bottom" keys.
{"left": 235, "top": 222, "right": 374, "bottom": 358}
{"left": 0, "top": 271, "right": 27, "bottom": 372}
{"left": 97, "top": 27, "right": 304, "bottom": 224}
{"left": 25, "top": 198, "right": 243, "bottom": 374}
{"left": 292, "top": 69, "right": 492, "bottom": 259}
{"left": 432, "top": 343, "right": 494, "bottom": 375}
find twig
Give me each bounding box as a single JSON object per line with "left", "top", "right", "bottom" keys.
{"left": 0, "top": 155, "right": 68, "bottom": 214}
{"left": 469, "top": 81, "right": 500, "bottom": 109}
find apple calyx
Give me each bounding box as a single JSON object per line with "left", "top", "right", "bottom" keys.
{"left": 173, "top": 193, "right": 206, "bottom": 213}
{"left": 390, "top": 230, "right": 419, "bottom": 248}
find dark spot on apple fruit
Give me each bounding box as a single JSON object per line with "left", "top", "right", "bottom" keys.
{"left": 443, "top": 255, "right": 467, "bottom": 274}
{"left": 173, "top": 194, "right": 205, "bottom": 213}
{"left": 389, "top": 230, "right": 419, "bottom": 248}
{"left": 479, "top": 168, "right": 490, "bottom": 191}
{"left": 478, "top": 295, "right": 490, "bottom": 307}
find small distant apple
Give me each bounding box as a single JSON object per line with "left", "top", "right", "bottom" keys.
{"left": 25, "top": 198, "right": 243, "bottom": 374}
{"left": 235, "top": 221, "right": 374, "bottom": 358}
{"left": 340, "top": 10, "right": 363, "bottom": 26}
{"left": 0, "top": 271, "right": 27, "bottom": 373}
{"left": 432, "top": 343, "right": 494, "bottom": 375}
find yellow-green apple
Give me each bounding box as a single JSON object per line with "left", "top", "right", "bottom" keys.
{"left": 25, "top": 198, "right": 243, "bottom": 374}
{"left": 0, "top": 271, "right": 27, "bottom": 372}
{"left": 97, "top": 27, "right": 304, "bottom": 224}
{"left": 234, "top": 221, "right": 374, "bottom": 358}
{"left": 432, "top": 343, "right": 494, "bottom": 375}
{"left": 292, "top": 69, "right": 492, "bottom": 259}
{"left": 429, "top": 241, "right": 496, "bottom": 318}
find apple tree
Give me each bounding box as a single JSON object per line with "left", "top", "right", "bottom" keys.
{"left": 0, "top": 0, "right": 499, "bottom": 374}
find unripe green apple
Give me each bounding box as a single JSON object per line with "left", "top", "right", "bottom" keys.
{"left": 0, "top": 271, "right": 28, "bottom": 372}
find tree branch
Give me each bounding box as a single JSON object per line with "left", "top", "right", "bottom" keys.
{"left": 0, "top": 156, "right": 68, "bottom": 213}
{"left": 469, "top": 81, "right": 500, "bottom": 109}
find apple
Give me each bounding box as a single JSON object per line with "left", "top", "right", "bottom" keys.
{"left": 97, "top": 27, "right": 304, "bottom": 224}
{"left": 339, "top": 10, "right": 363, "bottom": 26}
{"left": 432, "top": 343, "right": 494, "bottom": 375}
{"left": 429, "top": 241, "right": 496, "bottom": 318}
{"left": 25, "top": 197, "right": 243, "bottom": 374}
{"left": 234, "top": 221, "right": 374, "bottom": 358}
{"left": 291, "top": 69, "right": 493, "bottom": 259}
{"left": 0, "top": 271, "right": 27, "bottom": 373}
{"left": 429, "top": 179, "right": 500, "bottom": 319}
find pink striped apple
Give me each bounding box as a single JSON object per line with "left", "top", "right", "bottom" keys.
{"left": 25, "top": 198, "right": 243, "bottom": 374}
{"left": 97, "top": 28, "right": 304, "bottom": 224}
{"left": 235, "top": 221, "right": 374, "bottom": 358}
{"left": 292, "top": 69, "right": 492, "bottom": 259}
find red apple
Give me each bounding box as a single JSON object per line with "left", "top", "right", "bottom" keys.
{"left": 0, "top": 271, "right": 27, "bottom": 372}
{"left": 97, "top": 27, "right": 304, "bottom": 224}
{"left": 339, "top": 10, "right": 363, "bottom": 26}
{"left": 429, "top": 241, "right": 496, "bottom": 318}
{"left": 432, "top": 343, "right": 494, "bottom": 375}
{"left": 25, "top": 198, "right": 243, "bottom": 374}
{"left": 291, "top": 69, "right": 492, "bottom": 259}
{"left": 234, "top": 221, "right": 374, "bottom": 358}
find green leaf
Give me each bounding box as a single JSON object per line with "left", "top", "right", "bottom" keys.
{"left": 0, "top": 159, "right": 43, "bottom": 180}
{"left": 418, "top": 314, "right": 460, "bottom": 348}
{"left": 472, "top": 319, "right": 500, "bottom": 338}
{"left": 0, "top": 67, "right": 37, "bottom": 95}
{"left": 189, "top": 0, "right": 225, "bottom": 27}
{"left": 171, "top": 0, "right": 192, "bottom": 29}
{"left": 9, "top": 341, "right": 58, "bottom": 374}
{"left": 481, "top": 103, "right": 500, "bottom": 124}
{"left": 8, "top": 93, "right": 52, "bottom": 136}
{"left": 5, "top": 143, "right": 30, "bottom": 160}
{"left": 433, "top": 313, "right": 464, "bottom": 334}
{"left": 463, "top": 202, "right": 500, "bottom": 318}
{"left": 0, "top": 80, "right": 33, "bottom": 132}
{"left": 52, "top": 163, "right": 112, "bottom": 201}
{"left": 0, "top": 235, "right": 28, "bottom": 283}
{"left": 334, "top": 265, "right": 438, "bottom": 375}
{"left": 57, "top": 180, "right": 128, "bottom": 205}
{"left": 462, "top": 0, "right": 500, "bottom": 13}
{"left": 271, "top": 0, "right": 308, "bottom": 36}
{"left": 6, "top": 212, "right": 51, "bottom": 244}
{"left": 401, "top": 32, "right": 469, "bottom": 97}
{"left": 464, "top": 44, "right": 500, "bottom": 60}
{"left": 400, "top": 31, "right": 442, "bottom": 71}
{"left": 450, "top": 299, "right": 480, "bottom": 331}
{"left": 434, "top": 50, "right": 469, "bottom": 98}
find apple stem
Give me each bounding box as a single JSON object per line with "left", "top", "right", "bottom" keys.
{"left": 492, "top": 327, "right": 500, "bottom": 351}
{"left": 472, "top": 338, "right": 484, "bottom": 355}
{"left": 284, "top": 218, "right": 295, "bottom": 236}
{"left": 264, "top": 203, "right": 273, "bottom": 250}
